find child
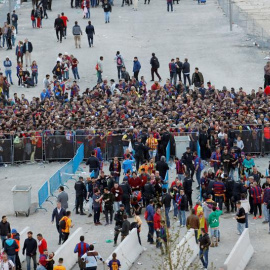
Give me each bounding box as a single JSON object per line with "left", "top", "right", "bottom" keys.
{"left": 159, "top": 220, "right": 167, "bottom": 255}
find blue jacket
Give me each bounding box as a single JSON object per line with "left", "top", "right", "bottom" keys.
{"left": 169, "top": 62, "right": 176, "bottom": 73}
{"left": 94, "top": 147, "right": 103, "bottom": 161}
{"left": 41, "top": 90, "right": 49, "bottom": 101}
{"left": 146, "top": 204, "right": 155, "bottom": 222}
{"left": 133, "top": 60, "right": 141, "bottom": 72}
{"left": 3, "top": 60, "right": 12, "bottom": 69}
{"left": 122, "top": 156, "right": 135, "bottom": 174}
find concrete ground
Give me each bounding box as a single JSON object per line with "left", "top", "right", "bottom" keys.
{"left": 0, "top": 0, "right": 266, "bottom": 99}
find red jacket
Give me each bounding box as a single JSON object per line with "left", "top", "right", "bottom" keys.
{"left": 128, "top": 177, "right": 142, "bottom": 189}
{"left": 110, "top": 187, "right": 123, "bottom": 202}
{"left": 38, "top": 238, "right": 47, "bottom": 255}
{"left": 153, "top": 213, "right": 161, "bottom": 230}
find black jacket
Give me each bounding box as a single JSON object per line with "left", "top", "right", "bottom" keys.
{"left": 121, "top": 220, "right": 130, "bottom": 236}
{"left": 142, "top": 182, "right": 155, "bottom": 199}
{"left": 22, "top": 42, "right": 33, "bottom": 53}
{"left": 155, "top": 161, "right": 169, "bottom": 180}
{"left": 198, "top": 233, "right": 211, "bottom": 250}
{"left": 103, "top": 192, "right": 114, "bottom": 208}
{"left": 133, "top": 141, "right": 144, "bottom": 159}
{"left": 23, "top": 237, "right": 37, "bottom": 256}
{"left": 183, "top": 177, "right": 193, "bottom": 193}
{"left": 54, "top": 17, "right": 64, "bottom": 28}
{"left": 114, "top": 209, "right": 125, "bottom": 226}
{"left": 74, "top": 181, "right": 87, "bottom": 197}
{"left": 182, "top": 152, "right": 193, "bottom": 166}
{"left": 4, "top": 238, "right": 19, "bottom": 256}
{"left": 0, "top": 221, "right": 11, "bottom": 236}
{"left": 51, "top": 207, "right": 66, "bottom": 224}
{"left": 182, "top": 62, "right": 190, "bottom": 73}
{"left": 85, "top": 25, "right": 95, "bottom": 37}
{"left": 162, "top": 193, "right": 172, "bottom": 208}
{"left": 86, "top": 156, "right": 100, "bottom": 171}
{"left": 150, "top": 56, "right": 160, "bottom": 69}
{"left": 102, "top": 3, "right": 112, "bottom": 12}
{"left": 119, "top": 181, "right": 131, "bottom": 198}
{"left": 179, "top": 194, "right": 187, "bottom": 210}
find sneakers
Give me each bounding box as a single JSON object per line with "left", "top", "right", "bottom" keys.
{"left": 80, "top": 212, "right": 86, "bottom": 215}
{"left": 173, "top": 216, "right": 177, "bottom": 220}
{"left": 253, "top": 217, "right": 257, "bottom": 220}
{"left": 113, "top": 243, "right": 117, "bottom": 247}
{"left": 88, "top": 213, "right": 92, "bottom": 217}
{"left": 104, "top": 223, "right": 109, "bottom": 226}
{"left": 258, "top": 216, "right": 262, "bottom": 219}
{"left": 262, "top": 220, "right": 268, "bottom": 224}
{"left": 180, "top": 225, "right": 184, "bottom": 228}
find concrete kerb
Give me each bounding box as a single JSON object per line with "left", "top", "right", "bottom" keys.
{"left": 54, "top": 227, "right": 84, "bottom": 270}
{"left": 106, "top": 228, "right": 144, "bottom": 270}
{"left": 169, "top": 229, "right": 199, "bottom": 270}
{"left": 222, "top": 228, "right": 254, "bottom": 270}
{"left": 18, "top": 226, "right": 30, "bottom": 263}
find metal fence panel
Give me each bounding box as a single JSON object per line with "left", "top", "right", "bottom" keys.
{"left": 49, "top": 171, "right": 61, "bottom": 196}
{"left": 0, "top": 138, "right": 12, "bottom": 164}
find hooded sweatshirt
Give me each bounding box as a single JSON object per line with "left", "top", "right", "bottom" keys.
{"left": 208, "top": 210, "right": 223, "bottom": 228}
{"left": 4, "top": 238, "right": 19, "bottom": 256}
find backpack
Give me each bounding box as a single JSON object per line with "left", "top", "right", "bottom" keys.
{"left": 144, "top": 210, "right": 148, "bottom": 220}
{"left": 59, "top": 218, "right": 66, "bottom": 230}
{"left": 117, "top": 56, "right": 123, "bottom": 66}
{"left": 152, "top": 57, "right": 160, "bottom": 68}
{"left": 95, "top": 63, "right": 99, "bottom": 71}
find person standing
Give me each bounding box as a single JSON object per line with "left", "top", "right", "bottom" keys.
{"left": 4, "top": 233, "right": 18, "bottom": 264}
{"left": 182, "top": 147, "right": 194, "bottom": 180}
{"left": 54, "top": 15, "right": 64, "bottom": 43}
{"left": 0, "top": 216, "right": 11, "bottom": 247}
{"left": 51, "top": 202, "right": 66, "bottom": 245}
{"left": 167, "top": 0, "right": 173, "bottom": 12}
{"left": 86, "top": 150, "right": 100, "bottom": 178}
{"left": 103, "top": 187, "right": 115, "bottom": 225}
{"left": 183, "top": 172, "right": 193, "bottom": 210}
{"left": 213, "top": 177, "right": 226, "bottom": 211}
{"left": 162, "top": 188, "right": 172, "bottom": 228}
{"left": 186, "top": 209, "right": 200, "bottom": 243}
{"left": 72, "top": 21, "right": 82, "bottom": 49}
{"left": 264, "top": 61, "right": 270, "bottom": 88}
{"left": 192, "top": 67, "right": 204, "bottom": 87}
{"left": 107, "top": 253, "right": 121, "bottom": 270}
{"left": 175, "top": 57, "right": 183, "bottom": 82}
{"left": 120, "top": 215, "right": 130, "bottom": 242}
{"left": 183, "top": 58, "right": 191, "bottom": 86}
{"left": 60, "top": 12, "right": 69, "bottom": 39}
{"left": 11, "top": 229, "right": 21, "bottom": 269}
{"left": 74, "top": 236, "right": 89, "bottom": 270}
{"left": 1, "top": 253, "right": 15, "bottom": 270}
{"left": 85, "top": 21, "right": 95, "bottom": 48}
{"left": 114, "top": 51, "right": 124, "bottom": 79}
{"left": 59, "top": 211, "right": 74, "bottom": 243}
{"left": 133, "top": 57, "right": 141, "bottom": 81}
{"left": 153, "top": 208, "right": 162, "bottom": 248}
{"left": 57, "top": 186, "right": 69, "bottom": 210}
{"left": 22, "top": 39, "right": 33, "bottom": 67}
{"left": 113, "top": 205, "right": 125, "bottom": 246}
{"left": 53, "top": 258, "right": 65, "bottom": 270}
{"left": 251, "top": 181, "right": 262, "bottom": 220}
{"left": 168, "top": 58, "right": 177, "bottom": 85}
{"left": 95, "top": 56, "right": 103, "bottom": 84}
{"left": 31, "top": 60, "right": 38, "bottom": 85}
{"left": 22, "top": 231, "right": 37, "bottom": 270}
{"left": 37, "top": 234, "right": 47, "bottom": 256}
{"left": 102, "top": 0, "right": 112, "bottom": 24}
{"left": 92, "top": 188, "right": 103, "bottom": 225}
{"left": 74, "top": 176, "right": 87, "bottom": 215}
{"left": 146, "top": 200, "right": 155, "bottom": 244}
{"left": 6, "top": 25, "right": 12, "bottom": 50}
{"left": 208, "top": 206, "right": 222, "bottom": 247}
{"left": 235, "top": 201, "right": 246, "bottom": 235}
{"left": 150, "top": 53, "right": 161, "bottom": 82}
{"left": 177, "top": 189, "right": 187, "bottom": 227}
{"left": 11, "top": 10, "right": 18, "bottom": 33}
{"left": 198, "top": 228, "right": 211, "bottom": 270}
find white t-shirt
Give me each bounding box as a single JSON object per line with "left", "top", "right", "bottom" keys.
{"left": 0, "top": 260, "right": 15, "bottom": 270}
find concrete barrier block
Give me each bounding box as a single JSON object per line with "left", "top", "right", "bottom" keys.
{"left": 223, "top": 228, "right": 254, "bottom": 270}
{"left": 54, "top": 227, "right": 84, "bottom": 269}
{"left": 106, "top": 228, "right": 144, "bottom": 270}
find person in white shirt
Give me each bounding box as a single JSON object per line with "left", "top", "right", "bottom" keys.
{"left": 236, "top": 136, "right": 244, "bottom": 150}
{"left": 0, "top": 252, "right": 15, "bottom": 270}
{"left": 81, "top": 244, "right": 104, "bottom": 269}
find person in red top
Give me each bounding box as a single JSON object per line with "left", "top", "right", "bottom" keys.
{"left": 139, "top": 168, "right": 150, "bottom": 187}
{"left": 151, "top": 81, "right": 161, "bottom": 91}
{"left": 111, "top": 182, "right": 123, "bottom": 212}
{"left": 153, "top": 207, "right": 162, "bottom": 248}
{"left": 70, "top": 54, "right": 80, "bottom": 81}
{"left": 60, "top": 12, "right": 69, "bottom": 39}
{"left": 128, "top": 172, "right": 142, "bottom": 191}
{"left": 37, "top": 233, "right": 47, "bottom": 255}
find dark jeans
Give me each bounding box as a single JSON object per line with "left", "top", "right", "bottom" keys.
{"left": 63, "top": 27, "right": 67, "bottom": 37}
{"left": 87, "top": 35, "right": 93, "bottom": 47}
{"left": 122, "top": 196, "right": 131, "bottom": 216}
{"left": 177, "top": 71, "right": 182, "bottom": 81}
{"left": 93, "top": 206, "right": 100, "bottom": 223}
{"left": 105, "top": 206, "right": 113, "bottom": 223}
{"left": 155, "top": 230, "right": 161, "bottom": 248}
{"left": 147, "top": 222, "right": 154, "bottom": 243}
{"left": 183, "top": 73, "right": 191, "bottom": 85}
{"left": 15, "top": 251, "right": 21, "bottom": 269}
{"left": 76, "top": 195, "right": 84, "bottom": 213}
{"left": 265, "top": 74, "right": 270, "bottom": 88}
{"left": 215, "top": 196, "right": 224, "bottom": 211}
{"left": 186, "top": 163, "right": 195, "bottom": 179}
{"left": 56, "top": 224, "right": 62, "bottom": 244}
{"left": 186, "top": 191, "right": 193, "bottom": 210}
{"left": 117, "top": 66, "right": 122, "bottom": 79}
{"left": 86, "top": 267, "right": 97, "bottom": 270}
{"left": 26, "top": 255, "right": 37, "bottom": 270}
{"left": 134, "top": 71, "right": 139, "bottom": 81}
{"left": 199, "top": 248, "right": 209, "bottom": 268}
{"left": 253, "top": 203, "right": 262, "bottom": 217}
{"left": 151, "top": 67, "right": 161, "bottom": 80}
{"left": 62, "top": 232, "right": 69, "bottom": 243}
{"left": 167, "top": 2, "right": 173, "bottom": 11}
{"left": 56, "top": 28, "right": 63, "bottom": 41}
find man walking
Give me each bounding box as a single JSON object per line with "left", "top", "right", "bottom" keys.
{"left": 146, "top": 199, "right": 155, "bottom": 244}
{"left": 22, "top": 231, "right": 37, "bottom": 270}
{"left": 0, "top": 215, "right": 11, "bottom": 247}
{"left": 37, "top": 234, "right": 47, "bottom": 256}
{"left": 133, "top": 57, "right": 141, "bottom": 81}
{"left": 59, "top": 211, "right": 74, "bottom": 243}
{"left": 11, "top": 229, "right": 21, "bottom": 269}
{"left": 22, "top": 39, "right": 33, "bottom": 67}
{"left": 74, "top": 236, "right": 89, "bottom": 270}
{"left": 74, "top": 176, "right": 87, "bottom": 215}
{"left": 4, "top": 233, "right": 18, "bottom": 264}
{"left": 198, "top": 228, "right": 211, "bottom": 270}
{"left": 54, "top": 15, "right": 64, "bottom": 43}
{"left": 60, "top": 12, "right": 69, "bottom": 39}
{"left": 235, "top": 201, "right": 246, "bottom": 235}
{"left": 186, "top": 209, "right": 200, "bottom": 243}
{"left": 57, "top": 186, "right": 68, "bottom": 210}
{"left": 51, "top": 202, "right": 66, "bottom": 245}
{"left": 150, "top": 53, "right": 161, "bottom": 82}
{"left": 72, "top": 21, "right": 82, "bottom": 48}
{"left": 162, "top": 188, "right": 172, "bottom": 228}
{"left": 102, "top": 0, "right": 112, "bottom": 23}
{"left": 86, "top": 150, "right": 100, "bottom": 178}
{"left": 3, "top": 57, "right": 13, "bottom": 85}
{"left": 103, "top": 187, "right": 115, "bottom": 225}
{"left": 113, "top": 204, "right": 125, "bottom": 246}
{"left": 115, "top": 51, "right": 124, "bottom": 79}
{"left": 85, "top": 21, "right": 95, "bottom": 48}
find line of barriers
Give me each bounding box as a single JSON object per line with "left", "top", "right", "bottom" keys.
{"left": 35, "top": 144, "right": 84, "bottom": 211}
